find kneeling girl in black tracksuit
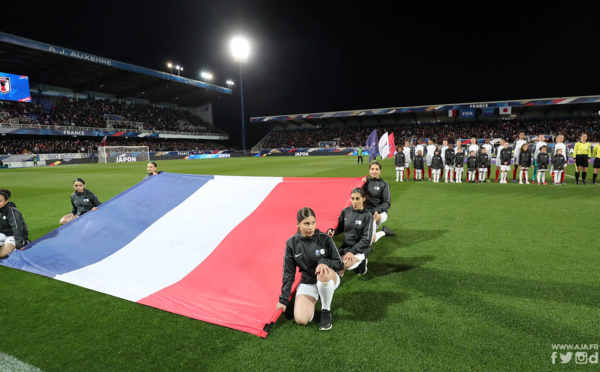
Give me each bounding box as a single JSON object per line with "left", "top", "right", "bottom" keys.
{"left": 327, "top": 188, "right": 374, "bottom": 276}
{"left": 276, "top": 207, "right": 343, "bottom": 331}
{"left": 59, "top": 178, "right": 102, "bottom": 225}
{"left": 362, "top": 161, "right": 394, "bottom": 243}
{"left": 0, "top": 189, "right": 30, "bottom": 259}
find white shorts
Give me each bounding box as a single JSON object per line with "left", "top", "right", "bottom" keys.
{"left": 395, "top": 166, "right": 404, "bottom": 171}
{"left": 445, "top": 165, "right": 454, "bottom": 170}
{"left": 296, "top": 272, "right": 341, "bottom": 301}
{"left": 426, "top": 158, "right": 433, "bottom": 166}
{"left": 404, "top": 162, "right": 410, "bottom": 168}
{"left": 479, "top": 168, "right": 487, "bottom": 172}
{"left": 0, "top": 235, "right": 15, "bottom": 246}
{"left": 501, "top": 165, "right": 511, "bottom": 171}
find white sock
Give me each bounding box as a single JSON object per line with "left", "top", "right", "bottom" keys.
{"left": 374, "top": 230, "right": 386, "bottom": 242}
{"left": 400, "top": 171, "right": 403, "bottom": 181}
{"left": 317, "top": 279, "right": 335, "bottom": 311}
{"left": 519, "top": 170, "right": 523, "bottom": 182}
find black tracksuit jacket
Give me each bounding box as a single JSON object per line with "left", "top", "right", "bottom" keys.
{"left": 395, "top": 152, "right": 405, "bottom": 167}
{"left": 70, "top": 189, "right": 102, "bottom": 216}
{"left": 500, "top": 148, "right": 512, "bottom": 166}
{"left": 454, "top": 152, "right": 465, "bottom": 168}
{"left": 537, "top": 153, "right": 549, "bottom": 169}
{"left": 0, "top": 202, "right": 29, "bottom": 249}
{"left": 552, "top": 154, "right": 566, "bottom": 170}
{"left": 279, "top": 231, "right": 343, "bottom": 306}
{"left": 333, "top": 207, "right": 373, "bottom": 256}
{"left": 362, "top": 178, "right": 391, "bottom": 214}
{"left": 445, "top": 148, "right": 455, "bottom": 166}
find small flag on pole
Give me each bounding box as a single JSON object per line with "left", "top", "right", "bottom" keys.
{"left": 366, "top": 130, "right": 379, "bottom": 162}
{"left": 379, "top": 132, "right": 390, "bottom": 160}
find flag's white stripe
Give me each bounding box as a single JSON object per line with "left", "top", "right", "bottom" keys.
{"left": 55, "top": 176, "right": 283, "bottom": 301}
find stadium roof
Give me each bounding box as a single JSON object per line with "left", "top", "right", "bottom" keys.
{"left": 250, "top": 95, "right": 600, "bottom": 125}
{"left": 0, "top": 32, "right": 231, "bottom": 107}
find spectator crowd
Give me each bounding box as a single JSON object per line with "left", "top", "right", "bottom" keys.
{"left": 0, "top": 138, "right": 231, "bottom": 155}
{"left": 0, "top": 95, "right": 223, "bottom": 134}
{"left": 259, "top": 119, "right": 600, "bottom": 148}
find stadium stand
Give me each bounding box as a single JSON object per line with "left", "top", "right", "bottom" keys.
{"left": 0, "top": 97, "right": 224, "bottom": 134}
{"left": 0, "top": 32, "right": 234, "bottom": 160}
{"left": 256, "top": 119, "right": 600, "bottom": 148}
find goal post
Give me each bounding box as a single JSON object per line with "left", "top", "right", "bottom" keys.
{"left": 97, "top": 146, "right": 150, "bottom": 164}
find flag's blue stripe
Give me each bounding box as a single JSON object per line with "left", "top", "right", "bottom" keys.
{"left": 1, "top": 173, "right": 214, "bottom": 277}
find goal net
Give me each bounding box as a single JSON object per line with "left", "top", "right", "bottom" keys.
{"left": 97, "top": 146, "right": 150, "bottom": 164}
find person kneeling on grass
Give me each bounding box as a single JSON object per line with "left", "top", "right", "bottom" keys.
{"left": 276, "top": 207, "right": 343, "bottom": 331}
{"left": 327, "top": 188, "right": 373, "bottom": 276}
{"left": 59, "top": 178, "right": 102, "bottom": 225}
{"left": 0, "top": 189, "right": 30, "bottom": 260}
{"left": 144, "top": 161, "right": 164, "bottom": 180}
{"left": 362, "top": 161, "right": 395, "bottom": 242}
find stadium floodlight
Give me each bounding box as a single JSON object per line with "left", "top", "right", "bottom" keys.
{"left": 230, "top": 36, "right": 250, "bottom": 151}
{"left": 226, "top": 80, "right": 234, "bottom": 89}
{"left": 167, "top": 62, "right": 173, "bottom": 74}
{"left": 201, "top": 72, "right": 213, "bottom": 84}
{"left": 175, "top": 65, "right": 183, "bottom": 76}
{"left": 230, "top": 37, "right": 250, "bottom": 63}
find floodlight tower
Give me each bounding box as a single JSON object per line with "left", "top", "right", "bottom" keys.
{"left": 230, "top": 36, "right": 250, "bottom": 151}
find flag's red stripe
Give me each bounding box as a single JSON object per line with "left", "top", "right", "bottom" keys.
{"left": 138, "top": 177, "right": 362, "bottom": 337}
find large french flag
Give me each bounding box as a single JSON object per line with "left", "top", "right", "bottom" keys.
{"left": 1, "top": 173, "right": 362, "bottom": 337}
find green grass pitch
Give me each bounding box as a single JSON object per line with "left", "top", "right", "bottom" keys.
{"left": 1, "top": 156, "right": 599, "bottom": 371}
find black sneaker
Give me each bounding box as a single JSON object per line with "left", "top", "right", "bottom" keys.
{"left": 0, "top": 255, "right": 8, "bottom": 260}
{"left": 382, "top": 225, "right": 396, "bottom": 236}
{"left": 357, "top": 258, "right": 368, "bottom": 275}
{"left": 582, "top": 181, "right": 586, "bottom": 185}
{"left": 576, "top": 181, "right": 580, "bottom": 185}
{"left": 319, "top": 310, "right": 332, "bottom": 331}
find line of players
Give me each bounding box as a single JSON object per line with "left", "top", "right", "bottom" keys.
{"left": 392, "top": 134, "right": 573, "bottom": 185}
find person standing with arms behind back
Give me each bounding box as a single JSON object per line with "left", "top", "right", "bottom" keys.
{"left": 552, "top": 149, "right": 566, "bottom": 185}
{"left": 494, "top": 139, "right": 505, "bottom": 182}
{"left": 395, "top": 145, "right": 406, "bottom": 182}
{"left": 573, "top": 133, "right": 592, "bottom": 185}
{"left": 425, "top": 139, "right": 437, "bottom": 181}
{"left": 512, "top": 132, "right": 527, "bottom": 182}
{"left": 403, "top": 141, "right": 412, "bottom": 181}
{"left": 357, "top": 146, "right": 364, "bottom": 165}
{"left": 592, "top": 142, "right": 600, "bottom": 185}
{"left": 552, "top": 134, "right": 568, "bottom": 185}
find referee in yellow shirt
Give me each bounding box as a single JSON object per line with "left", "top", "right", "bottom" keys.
{"left": 573, "top": 133, "right": 592, "bottom": 185}
{"left": 593, "top": 142, "right": 600, "bottom": 185}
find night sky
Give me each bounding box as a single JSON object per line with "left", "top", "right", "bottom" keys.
{"left": 3, "top": 1, "right": 600, "bottom": 147}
